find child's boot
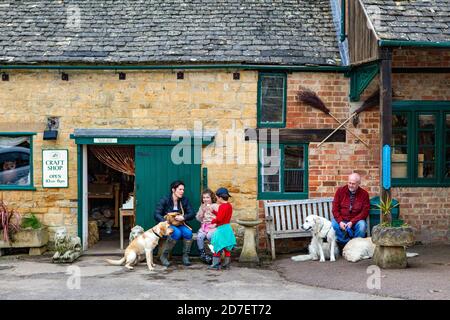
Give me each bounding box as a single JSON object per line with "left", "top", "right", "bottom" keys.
{"left": 222, "top": 256, "right": 231, "bottom": 269}
{"left": 208, "top": 256, "right": 221, "bottom": 270}
{"left": 199, "top": 249, "right": 212, "bottom": 265}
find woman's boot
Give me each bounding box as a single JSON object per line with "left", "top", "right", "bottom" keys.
{"left": 208, "top": 256, "right": 221, "bottom": 270}
{"left": 160, "top": 238, "right": 177, "bottom": 267}
{"left": 182, "top": 239, "right": 193, "bottom": 266}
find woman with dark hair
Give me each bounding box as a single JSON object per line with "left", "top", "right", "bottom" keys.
{"left": 154, "top": 180, "right": 195, "bottom": 267}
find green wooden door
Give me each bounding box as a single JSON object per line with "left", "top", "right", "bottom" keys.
{"left": 135, "top": 145, "right": 201, "bottom": 252}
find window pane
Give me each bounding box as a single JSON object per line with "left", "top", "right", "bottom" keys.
{"left": 447, "top": 148, "right": 450, "bottom": 162}
{"left": 418, "top": 147, "right": 435, "bottom": 162}
{"left": 446, "top": 114, "right": 450, "bottom": 129}
{"left": 392, "top": 163, "right": 407, "bottom": 178}
{"left": 392, "top": 146, "right": 408, "bottom": 156}
{"left": 418, "top": 114, "right": 435, "bottom": 129}
{"left": 447, "top": 131, "right": 450, "bottom": 143}
{"left": 263, "top": 174, "right": 280, "bottom": 192}
{"left": 418, "top": 163, "right": 434, "bottom": 178}
{"left": 419, "top": 131, "right": 435, "bottom": 145}
{"left": 392, "top": 113, "right": 408, "bottom": 129}
{"left": 284, "top": 146, "right": 304, "bottom": 169}
{"left": 261, "top": 146, "right": 280, "bottom": 192}
{"left": 260, "top": 76, "right": 284, "bottom": 123}
{"left": 0, "top": 136, "right": 31, "bottom": 186}
{"left": 392, "top": 132, "right": 407, "bottom": 146}
{"left": 284, "top": 170, "right": 304, "bottom": 192}
{"left": 445, "top": 163, "right": 450, "bottom": 179}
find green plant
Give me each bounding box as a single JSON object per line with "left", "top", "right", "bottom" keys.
{"left": 21, "top": 213, "right": 42, "bottom": 230}
{"left": 0, "top": 200, "right": 21, "bottom": 242}
{"left": 376, "top": 196, "right": 399, "bottom": 227}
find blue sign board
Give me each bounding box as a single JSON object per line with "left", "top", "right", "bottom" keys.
{"left": 382, "top": 144, "right": 391, "bottom": 190}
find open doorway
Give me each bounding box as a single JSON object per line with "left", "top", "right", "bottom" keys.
{"left": 86, "top": 145, "right": 135, "bottom": 253}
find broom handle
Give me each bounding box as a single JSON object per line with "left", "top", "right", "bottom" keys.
{"left": 328, "top": 113, "right": 371, "bottom": 148}
{"left": 317, "top": 112, "right": 356, "bottom": 148}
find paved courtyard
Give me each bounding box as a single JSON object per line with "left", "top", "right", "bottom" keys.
{"left": 0, "top": 253, "right": 392, "bottom": 300}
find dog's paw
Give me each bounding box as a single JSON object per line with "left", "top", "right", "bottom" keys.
{"left": 330, "top": 258, "right": 336, "bottom": 262}
{"left": 319, "top": 258, "right": 325, "bottom": 262}
{"left": 125, "top": 265, "right": 134, "bottom": 270}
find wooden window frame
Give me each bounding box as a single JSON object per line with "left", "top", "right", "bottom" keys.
{"left": 258, "top": 142, "right": 309, "bottom": 200}
{"left": 257, "top": 72, "right": 287, "bottom": 128}
{"left": 392, "top": 101, "right": 450, "bottom": 187}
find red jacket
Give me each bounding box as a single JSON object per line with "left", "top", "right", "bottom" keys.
{"left": 211, "top": 202, "right": 232, "bottom": 227}
{"left": 332, "top": 185, "right": 370, "bottom": 225}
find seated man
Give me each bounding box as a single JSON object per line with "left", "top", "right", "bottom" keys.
{"left": 332, "top": 173, "right": 370, "bottom": 248}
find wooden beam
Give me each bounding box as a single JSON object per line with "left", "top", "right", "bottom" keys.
{"left": 379, "top": 47, "right": 393, "bottom": 223}
{"left": 244, "top": 128, "right": 346, "bottom": 143}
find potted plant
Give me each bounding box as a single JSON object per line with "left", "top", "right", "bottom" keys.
{"left": 0, "top": 202, "right": 49, "bottom": 256}
{"left": 371, "top": 195, "right": 415, "bottom": 269}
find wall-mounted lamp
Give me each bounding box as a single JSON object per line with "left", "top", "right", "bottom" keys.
{"left": 119, "top": 72, "right": 126, "bottom": 80}
{"left": 2, "top": 73, "right": 9, "bottom": 81}
{"left": 177, "top": 71, "right": 184, "bottom": 80}
{"left": 61, "top": 72, "right": 69, "bottom": 81}
{"left": 233, "top": 72, "right": 240, "bottom": 80}
{"left": 43, "top": 117, "right": 59, "bottom": 140}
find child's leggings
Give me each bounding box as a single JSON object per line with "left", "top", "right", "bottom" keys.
{"left": 213, "top": 249, "right": 231, "bottom": 257}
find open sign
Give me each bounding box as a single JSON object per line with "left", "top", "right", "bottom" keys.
{"left": 43, "top": 150, "right": 68, "bottom": 188}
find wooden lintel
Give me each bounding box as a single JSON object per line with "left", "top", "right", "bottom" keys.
{"left": 244, "top": 128, "right": 346, "bottom": 143}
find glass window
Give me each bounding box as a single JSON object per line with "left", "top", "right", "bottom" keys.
{"left": 259, "top": 143, "right": 308, "bottom": 199}
{"left": 0, "top": 136, "right": 32, "bottom": 186}
{"left": 392, "top": 113, "right": 408, "bottom": 179}
{"left": 258, "top": 73, "right": 286, "bottom": 126}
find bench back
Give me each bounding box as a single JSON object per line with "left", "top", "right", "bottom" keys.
{"left": 264, "top": 198, "right": 334, "bottom": 239}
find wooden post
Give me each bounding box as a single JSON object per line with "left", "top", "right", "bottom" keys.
{"left": 379, "top": 47, "right": 393, "bottom": 224}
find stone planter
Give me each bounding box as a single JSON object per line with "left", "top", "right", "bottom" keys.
{"left": 0, "top": 227, "right": 49, "bottom": 256}
{"left": 372, "top": 225, "right": 414, "bottom": 269}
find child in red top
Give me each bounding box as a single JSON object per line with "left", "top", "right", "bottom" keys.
{"left": 208, "top": 187, "right": 236, "bottom": 270}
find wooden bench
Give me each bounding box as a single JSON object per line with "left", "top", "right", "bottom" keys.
{"left": 264, "top": 198, "right": 371, "bottom": 260}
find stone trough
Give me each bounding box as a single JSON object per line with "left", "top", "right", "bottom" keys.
{"left": 0, "top": 227, "right": 49, "bottom": 256}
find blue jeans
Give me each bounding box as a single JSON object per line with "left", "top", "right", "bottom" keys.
{"left": 169, "top": 225, "right": 193, "bottom": 241}
{"left": 331, "top": 219, "right": 367, "bottom": 245}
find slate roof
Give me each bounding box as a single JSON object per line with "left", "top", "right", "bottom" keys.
{"left": 360, "top": 0, "right": 450, "bottom": 42}
{"left": 0, "top": 0, "right": 341, "bottom": 65}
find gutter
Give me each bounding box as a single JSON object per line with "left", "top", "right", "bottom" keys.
{"left": 379, "top": 40, "right": 450, "bottom": 48}
{"left": 0, "top": 63, "right": 350, "bottom": 73}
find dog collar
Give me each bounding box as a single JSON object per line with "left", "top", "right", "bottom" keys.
{"left": 152, "top": 228, "right": 162, "bottom": 239}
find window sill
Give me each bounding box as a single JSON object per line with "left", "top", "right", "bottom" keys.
{"left": 258, "top": 192, "right": 308, "bottom": 200}
{"left": 0, "top": 186, "right": 36, "bottom": 191}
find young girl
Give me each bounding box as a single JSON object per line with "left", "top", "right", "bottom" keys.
{"left": 208, "top": 187, "right": 236, "bottom": 270}
{"left": 195, "top": 189, "right": 219, "bottom": 264}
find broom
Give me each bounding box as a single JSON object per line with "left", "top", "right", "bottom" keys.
{"left": 316, "top": 90, "right": 380, "bottom": 148}
{"left": 298, "top": 90, "right": 370, "bottom": 148}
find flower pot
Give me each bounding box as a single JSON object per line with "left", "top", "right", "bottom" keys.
{"left": 0, "top": 227, "right": 49, "bottom": 256}
{"left": 371, "top": 225, "right": 415, "bottom": 269}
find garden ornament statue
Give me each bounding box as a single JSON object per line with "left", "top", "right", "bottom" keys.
{"left": 52, "top": 227, "right": 82, "bottom": 263}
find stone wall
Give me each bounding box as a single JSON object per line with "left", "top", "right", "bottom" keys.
{"left": 0, "top": 69, "right": 258, "bottom": 240}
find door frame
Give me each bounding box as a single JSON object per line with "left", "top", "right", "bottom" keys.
{"left": 72, "top": 130, "right": 214, "bottom": 251}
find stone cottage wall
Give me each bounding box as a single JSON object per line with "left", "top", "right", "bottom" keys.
{"left": 0, "top": 69, "right": 258, "bottom": 242}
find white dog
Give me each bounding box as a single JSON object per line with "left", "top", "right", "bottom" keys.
{"left": 342, "top": 237, "right": 376, "bottom": 262}
{"left": 291, "top": 215, "right": 338, "bottom": 262}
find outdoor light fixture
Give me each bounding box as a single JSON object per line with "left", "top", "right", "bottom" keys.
{"left": 177, "top": 71, "right": 184, "bottom": 79}
{"left": 119, "top": 72, "right": 126, "bottom": 80}
{"left": 61, "top": 72, "right": 69, "bottom": 81}
{"left": 43, "top": 117, "right": 59, "bottom": 140}
{"left": 2, "top": 73, "right": 9, "bottom": 81}
{"left": 233, "top": 72, "right": 240, "bottom": 80}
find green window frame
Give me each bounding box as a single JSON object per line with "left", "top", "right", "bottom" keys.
{"left": 257, "top": 72, "right": 287, "bottom": 128}
{"left": 392, "top": 101, "right": 450, "bottom": 187}
{"left": 0, "top": 132, "right": 36, "bottom": 191}
{"left": 258, "top": 143, "right": 309, "bottom": 200}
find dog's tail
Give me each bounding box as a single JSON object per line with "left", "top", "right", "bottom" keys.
{"left": 291, "top": 254, "right": 313, "bottom": 262}
{"left": 106, "top": 257, "right": 126, "bottom": 266}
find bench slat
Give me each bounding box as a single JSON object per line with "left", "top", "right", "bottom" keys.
{"left": 275, "top": 206, "right": 281, "bottom": 232}
{"left": 286, "top": 205, "right": 292, "bottom": 231}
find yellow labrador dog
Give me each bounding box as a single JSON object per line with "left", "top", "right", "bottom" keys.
{"left": 106, "top": 221, "right": 173, "bottom": 271}
{"left": 291, "top": 215, "right": 338, "bottom": 262}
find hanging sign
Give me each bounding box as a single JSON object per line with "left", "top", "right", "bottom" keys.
{"left": 94, "top": 138, "right": 117, "bottom": 144}
{"left": 42, "top": 149, "right": 68, "bottom": 188}
{"left": 382, "top": 144, "right": 391, "bottom": 190}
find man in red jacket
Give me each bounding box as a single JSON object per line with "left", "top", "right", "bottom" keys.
{"left": 332, "top": 173, "right": 370, "bottom": 246}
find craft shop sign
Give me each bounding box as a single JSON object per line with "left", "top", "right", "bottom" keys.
{"left": 42, "top": 149, "right": 69, "bottom": 188}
